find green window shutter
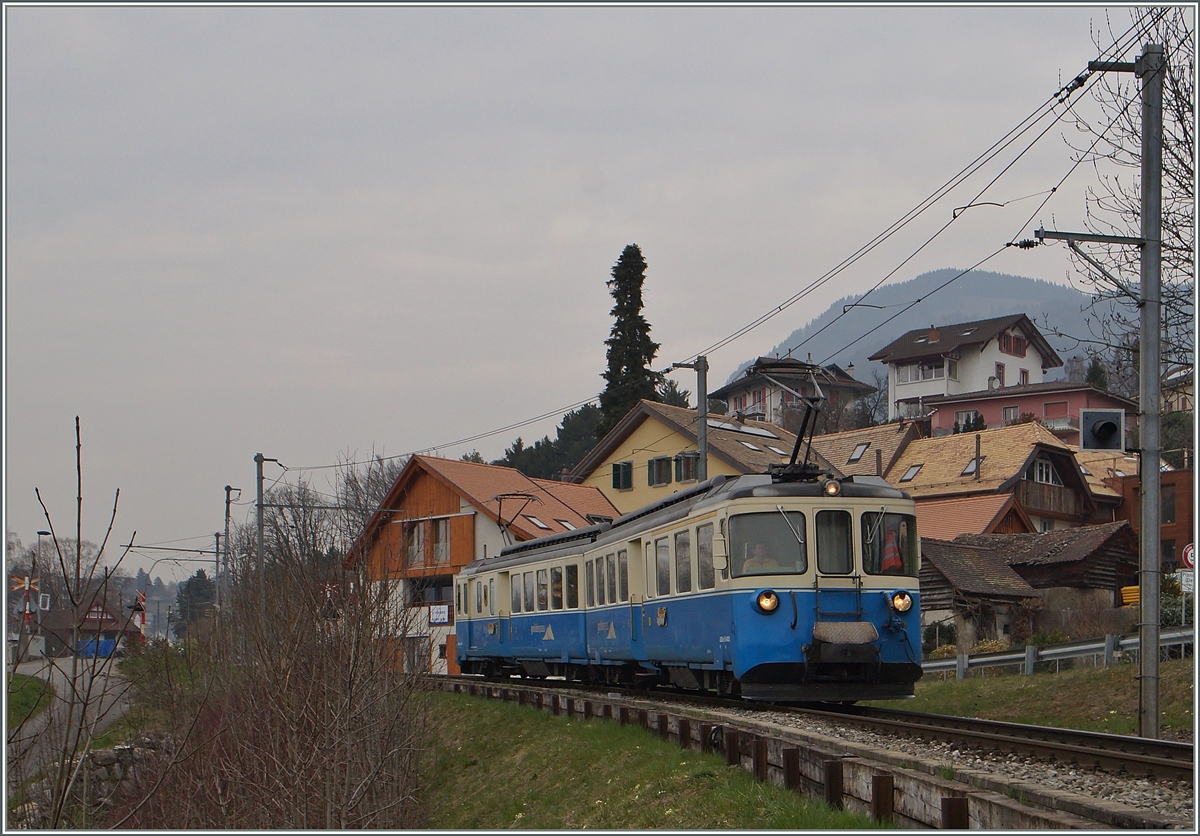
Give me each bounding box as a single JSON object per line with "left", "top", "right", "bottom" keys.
{"left": 674, "top": 456, "right": 683, "bottom": 482}
{"left": 647, "top": 460, "right": 654, "bottom": 486}
{"left": 612, "top": 463, "right": 622, "bottom": 490}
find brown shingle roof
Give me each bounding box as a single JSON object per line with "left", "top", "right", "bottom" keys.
{"left": 954, "top": 521, "right": 1137, "bottom": 567}
{"left": 921, "top": 538, "right": 1039, "bottom": 598}
{"left": 914, "top": 493, "right": 1028, "bottom": 540}
{"left": 885, "top": 421, "right": 1074, "bottom": 498}
{"left": 867, "top": 313, "right": 1062, "bottom": 368}
{"left": 569, "top": 400, "right": 837, "bottom": 481}
{"left": 1071, "top": 448, "right": 1138, "bottom": 499}
{"left": 809, "top": 421, "right": 920, "bottom": 477}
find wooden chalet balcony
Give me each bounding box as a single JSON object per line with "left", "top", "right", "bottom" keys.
{"left": 1014, "top": 480, "right": 1079, "bottom": 517}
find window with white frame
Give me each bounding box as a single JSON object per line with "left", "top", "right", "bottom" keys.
{"left": 674, "top": 451, "right": 700, "bottom": 482}
{"left": 1002, "top": 405, "right": 1019, "bottom": 423}
{"left": 1026, "top": 457, "right": 1063, "bottom": 486}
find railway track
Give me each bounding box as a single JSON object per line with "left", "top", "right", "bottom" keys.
{"left": 805, "top": 704, "right": 1194, "bottom": 783}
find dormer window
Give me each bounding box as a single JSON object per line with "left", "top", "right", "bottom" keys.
{"left": 1025, "top": 457, "right": 1063, "bottom": 486}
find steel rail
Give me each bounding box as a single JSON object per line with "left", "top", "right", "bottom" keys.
{"left": 810, "top": 704, "right": 1193, "bottom": 783}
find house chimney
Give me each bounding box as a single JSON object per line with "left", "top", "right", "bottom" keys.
{"left": 876, "top": 447, "right": 883, "bottom": 477}
{"left": 928, "top": 326, "right": 940, "bottom": 343}
{"left": 974, "top": 433, "right": 982, "bottom": 481}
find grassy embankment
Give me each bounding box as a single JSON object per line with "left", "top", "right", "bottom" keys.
{"left": 422, "top": 658, "right": 1193, "bottom": 829}
{"left": 6, "top": 673, "right": 54, "bottom": 727}
{"left": 422, "top": 691, "right": 884, "bottom": 829}
{"left": 873, "top": 657, "right": 1193, "bottom": 736}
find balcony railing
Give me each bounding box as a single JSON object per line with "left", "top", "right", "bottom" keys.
{"left": 1014, "top": 479, "right": 1079, "bottom": 517}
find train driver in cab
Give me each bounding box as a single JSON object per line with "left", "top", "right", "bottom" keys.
{"left": 742, "top": 542, "right": 780, "bottom": 573}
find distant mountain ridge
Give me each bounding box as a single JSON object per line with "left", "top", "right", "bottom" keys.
{"left": 726, "top": 268, "right": 1095, "bottom": 387}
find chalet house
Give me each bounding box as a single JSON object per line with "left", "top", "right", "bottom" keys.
{"left": 709, "top": 356, "right": 875, "bottom": 431}
{"left": 955, "top": 521, "right": 1140, "bottom": 626}
{"left": 919, "top": 538, "right": 1039, "bottom": 649}
{"left": 868, "top": 313, "right": 1063, "bottom": 421}
{"left": 883, "top": 421, "right": 1116, "bottom": 535}
{"left": 1075, "top": 450, "right": 1194, "bottom": 572}
{"left": 921, "top": 382, "right": 1137, "bottom": 445}
{"left": 40, "top": 601, "right": 142, "bottom": 658}
{"left": 567, "top": 399, "right": 836, "bottom": 515}
{"left": 345, "top": 455, "right": 617, "bottom": 673}
{"left": 808, "top": 420, "right": 923, "bottom": 479}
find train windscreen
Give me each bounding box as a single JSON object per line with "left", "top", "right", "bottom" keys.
{"left": 728, "top": 511, "right": 808, "bottom": 577}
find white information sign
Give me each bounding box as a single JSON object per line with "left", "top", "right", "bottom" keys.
{"left": 1180, "top": 570, "right": 1194, "bottom": 594}
{"left": 429, "top": 604, "right": 450, "bottom": 625}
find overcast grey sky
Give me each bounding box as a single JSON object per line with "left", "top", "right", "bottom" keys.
{"left": 4, "top": 4, "right": 1153, "bottom": 579}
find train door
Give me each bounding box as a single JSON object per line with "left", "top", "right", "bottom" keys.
{"left": 500, "top": 571, "right": 516, "bottom": 642}
{"left": 623, "top": 544, "right": 643, "bottom": 648}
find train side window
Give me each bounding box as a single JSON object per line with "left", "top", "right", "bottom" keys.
{"left": 605, "top": 554, "right": 617, "bottom": 604}
{"left": 816, "top": 509, "right": 853, "bottom": 574}
{"left": 482, "top": 581, "right": 489, "bottom": 611}
{"left": 550, "top": 567, "right": 564, "bottom": 610}
{"left": 596, "top": 559, "right": 606, "bottom": 606}
{"left": 586, "top": 560, "right": 595, "bottom": 607}
{"left": 511, "top": 575, "right": 521, "bottom": 613}
{"left": 655, "top": 538, "right": 671, "bottom": 596}
{"left": 475, "top": 581, "right": 483, "bottom": 614}
{"left": 675, "top": 530, "right": 692, "bottom": 593}
{"left": 697, "top": 524, "right": 715, "bottom": 589}
{"left": 566, "top": 565, "right": 579, "bottom": 608}
{"left": 618, "top": 550, "right": 629, "bottom": 602}
{"left": 456, "top": 583, "right": 462, "bottom": 614}
{"left": 536, "top": 569, "right": 549, "bottom": 611}
{"left": 489, "top": 578, "right": 495, "bottom": 615}
{"left": 523, "top": 572, "right": 535, "bottom": 612}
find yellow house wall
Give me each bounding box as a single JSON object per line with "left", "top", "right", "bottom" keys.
{"left": 576, "top": 416, "right": 743, "bottom": 514}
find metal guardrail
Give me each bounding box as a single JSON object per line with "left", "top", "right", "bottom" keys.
{"left": 922, "top": 627, "right": 1193, "bottom": 677}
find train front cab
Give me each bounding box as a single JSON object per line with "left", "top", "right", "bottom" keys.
{"left": 720, "top": 493, "right": 923, "bottom": 702}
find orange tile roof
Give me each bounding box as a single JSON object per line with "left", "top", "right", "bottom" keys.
{"left": 416, "top": 455, "right": 618, "bottom": 540}
{"left": 914, "top": 494, "right": 1025, "bottom": 540}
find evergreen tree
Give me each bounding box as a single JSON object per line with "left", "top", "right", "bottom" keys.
{"left": 1084, "top": 355, "right": 1109, "bottom": 390}
{"left": 174, "top": 568, "right": 215, "bottom": 640}
{"left": 597, "top": 244, "right": 662, "bottom": 438}
{"left": 657, "top": 379, "right": 691, "bottom": 408}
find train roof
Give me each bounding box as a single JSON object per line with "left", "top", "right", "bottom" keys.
{"left": 458, "top": 473, "right": 912, "bottom": 576}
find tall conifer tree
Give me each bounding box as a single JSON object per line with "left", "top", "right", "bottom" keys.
{"left": 597, "top": 244, "right": 662, "bottom": 439}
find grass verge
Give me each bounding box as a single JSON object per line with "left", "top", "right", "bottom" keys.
{"left": 868, "top": 657, "right": 1192, "bottom": 736}
{"left": 7, "top": 673, "right": 54, "bottom": 727}
{"left": 422, "top": 691, "right": 885, "bottom": 830}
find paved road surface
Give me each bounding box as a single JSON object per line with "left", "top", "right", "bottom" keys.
{"left": 7, "top": 655, "right": 132, "bottom": 793}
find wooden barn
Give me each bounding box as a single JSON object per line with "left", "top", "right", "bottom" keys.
{"left": 919, "top": 538, "right": 1039, "bottom": 649}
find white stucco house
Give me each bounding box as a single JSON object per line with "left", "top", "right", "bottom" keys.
{"left": 867, "top": 313, "right": 1063, "bottom": 421}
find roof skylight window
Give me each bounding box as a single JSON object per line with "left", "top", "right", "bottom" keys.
{"left": 960, "top": 456, "right": 985, "bottom": 476}
{"left": 899, "top": 464, "right": 923, "bottom": 482}
{"left": 767, "top": 445, "right": 789, "bottom": 456}
{"left": 523, "top": 515, "right": 551, "bottom": 530}
{"left": 555, "top": 519, "right": 576, "bottom": 530}
{"left": 848, "top": 442, "right": 870, "bottom": 463}
{"left": 739, "top": 441, "right": 761, "bottom": 451}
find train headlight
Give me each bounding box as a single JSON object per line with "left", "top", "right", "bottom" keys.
{"left": 890, "top": 591, "right": 913, "bottom": 613}
{"left": 755, "top": 590, "right": 780, "bottom": 613}
{"left": 823, "top": 479, "right": 841, "bottom": 497}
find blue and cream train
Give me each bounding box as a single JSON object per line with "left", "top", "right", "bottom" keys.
{"left": 454, "top": 469, "right": 922, "bottom": 702}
